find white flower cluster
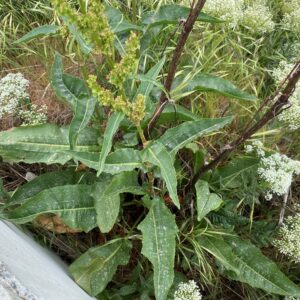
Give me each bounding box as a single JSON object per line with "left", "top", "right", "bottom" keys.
{"left": 272, "top": 60, "right": 300, "bottom": 130}
{"left": 18, "top": 104, "right": 48, "bottom": 126}
{"left": 258, "top": 153, "right": 300, "bottom": 200}
{"left": 245, "top": 141, "right": 300, "bottom": 200}
{"left": 245, "top": 140, "right": 265, "bottom": 157}
{"left": 241, "top": 1, "right": 275, "bottom": 34}
{"left": 282, "top": 0, "right": 300, "bottom": 34}
{"left": 273, "top": 212, "right": 300, "bottom": 263}
{"left": 204, "top": 0, "right": 274, "bottom": 34}
{"left": 204, "top": 0, "right": 244, "bottom": 28}
{"left": 174, "top": 280, "right": 202, "bottom": 300}
{"left": 0, "top": 73, "right": 29, "bottom": 119}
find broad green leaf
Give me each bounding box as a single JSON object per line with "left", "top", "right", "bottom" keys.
{"left": 223, "top": 236, "right": 300, "bottom": 297}
{"left": 0, "top": 124, "right": 99, "bottom": 164}
{"left": 180, "top": 73, "right": 256, "bottom": 101}
{"left": 9, "top": 169, "right": 95, "bottom": 206}
{"left": 105, "top": 5, "right": 142, "bottom": 33}
{"left": 6, "top": 185, "right": 96, "bottom": 232}
{"left": 198, "top": 235, "right": 240, "bottom": 274}
{"left": 67, "top": 148, "right": 142, "bottom": 174}
{"left": 66, "top": 21, "right": 92, "bottom": 55}
{"left": 195, "top": 180, "right": 223, "bottom": 221}
{"left": 97, "top": 112, "right": 125, "bottom": 176}
{"left": 93, "top": 171, "right": 144, "bottom": 233}
{"left": 157, "top": 117, "right": 233, "bottom": 156}
{"left": 69, "top": 94, "right": 96, "bottom": 150}
{"left": 211, "top": 156, "right": 260, "bottom": 188}
{"left": 51, "top": 53, "right": 89, "bottom": 109}
{"left": 70, "top": 239, "right": 132, "bottom": 296}
{"left": 142, "top": 5, "right": 222, "bottom": 27}
{"left": 136, "top": 57, "right": 166, "bottom": 110}
{"left": 15, "top": 25, "right": 60, "bottom": 43}
{"left": 142, "top": 104, "right": 201, "bottom": 128}
{"left": 142, "top": 143, "right": 179, "bottom": 208}
{"left": 138, "top": 198, "right": 178, "bottom": 300}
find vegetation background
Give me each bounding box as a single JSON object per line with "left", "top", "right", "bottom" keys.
{"left": 0, "top": 0, "right": 300, "bottom": 299}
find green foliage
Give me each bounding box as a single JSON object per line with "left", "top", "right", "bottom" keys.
{"left": 97, "top": 112, "right": 125, "bottom": 176}
{"left": 93, "top": 171, "right": 144, "bottom": 233}
{"left": 15, "top": 25, "right": 60, "bottom": 44}
{"left": 195, "top": 180, "right": 223, "bottom": 221}
{"left": 200, "top": 235, "right": 300, "bottom": 297}
{"left": 138, "top": 198, "right": 178, "bottom": 300}
{"left": 1, "top": 1, "right": 300, "bottom": 299}
{"left": 70, "top": 239, "right": 132, "bottom": 296}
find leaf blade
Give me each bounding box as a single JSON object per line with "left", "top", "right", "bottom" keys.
{"left": 142, "top": 143, "right": 179, "bottom": 208}
{"left": 7, "top": 185, "right": 97, "bottom": 232}
{"left": 93, "top": 171, "right": 145, "bottom": 233}
{"left": 70, "top": 239, "right": 132, "bottom": 296}
{"left": 15, "top": 25, "right": 60, "bottom": 43}
{"left": 0, "top": 124, "right": 99, "bottom": 164}
{"left": 182, "top": 73, "right": 256, "bottom": 101}
{"left": 97, "top": 112, "right": 125, "bottom": 176}
{"left": 138, "top": 198, "right": 178, "bottom": 300}
{"left": 142, "top": 5, "right": 222, "bottom": 27}
{"left": 69, "top": 95, "right": 96, "bottom": 150}
{"left": 157, "top": 117, "right": 233, "bottom": 156}
{"left": 195, "top": 180, "right": 223, "bottom": 221}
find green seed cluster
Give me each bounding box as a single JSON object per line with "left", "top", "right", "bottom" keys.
{"left": 87, "top": 75, "right": 145, "bottom": 125}
{"left": 109, "top": 32, "right": 140, "bottom": 88}
{"left": 51, "top": 0, "right": 114, "bottom": 55}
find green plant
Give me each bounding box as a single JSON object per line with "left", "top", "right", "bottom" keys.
{"left": 1, "top": 1, "right": 300, "bottom": 299}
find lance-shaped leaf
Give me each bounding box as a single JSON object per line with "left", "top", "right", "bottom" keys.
{"left": 138, "top": 198, "right": 178, "bottom": 300}
{"left": 195, "top": 180, "right": 223, "bottom": 221}
{"left": 222, "top": 236, "right": 300, "bottom": 297}
{"left": 135, "top": 57, "right": 166, "bottom": 110}
{"left": 6, "top": 185, "right": 97, "bottom": 232}
{"left": 15, "top": 25, "right": 60, "bottom": 44}
{"left": 70, "top": 239, "right": 132, "bottom": 296}
{"left": 179, "top": 73, "right": 256, "bottom": 101}
{"left": 211, "top": 156, "right": 260, "bottom": 188}
{"left": 97, "top": 112, "right": 125, "bottom": 176}
{"left": 105, "top": 5, "right": 142, "bottom": 33}
{"left": 69, "top": 94, "right": 96, "bottom": 150}
{"left": 93, "top": 171, "right": 145, "bottom": 233}
{"left": 66, "top": 22, "right": 92, "bottom": 55}
{"left": 67, "top": 148, "right": 143, "bottom": 174}
{"left": 9, "top": 169, "right": 96, "bottom": 206}
{"left": 142, "top": 5, "right": 222, "bottom": 27}
{"left": 51, "top": 54, "right": 96, "bottom": 148}
{"left": 198, "top": 235, "right": 240, "bottom": 274}
{"left": 157, "top": 117, "right": 233, "bottom": 157}
{"left": 142, "top": 104, "right": 201, "bottom": 128}
{"left": 142, "top": 143, "right": 179, "bottom": 208}
{"left": 0, "top": 124, "right": 99, "bottom": 164}
{"left": 51, "top": 53, "right": 88, "bottom": 109}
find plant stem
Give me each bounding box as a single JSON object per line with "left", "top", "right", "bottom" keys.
{"left": 145, "top": 0, "right": 207, "bottom": 139}
{"left": 186, "top": 61, "right": 300, "bottom": 193}
{"left": 132, "top": 0, "right": 137, "bottom": 23}
{"left": 137, "top": 123, "right": 148, "bottom": 147}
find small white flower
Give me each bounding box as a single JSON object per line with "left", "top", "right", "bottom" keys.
{"left": 272, "top": 60, "right": 300, "bottom": 130}
{"left": 258, "top": 153, "right": 300, "bottom": 200}
{"left": 281, "top": 0, "right": 300, "bottom": 34}
{"left": 204, "top": 0, "right": 244, "bottom": 28}
{"left": 18, "top": 104, "right": 48, "bottom": 126}
{"left": 241, "top": 1, "right": 275, "bottom": 34}
{"left": 174, "top": 280, "right": 202, "bottom": 300}
{"left": 273, "top": 212, "right": 300, "bottom": 263}
{"left": 0, "top": 73, "right": 29, "bottom": 119}
{"left": 244, "top": 140, "right": 265, "bottom": 157}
